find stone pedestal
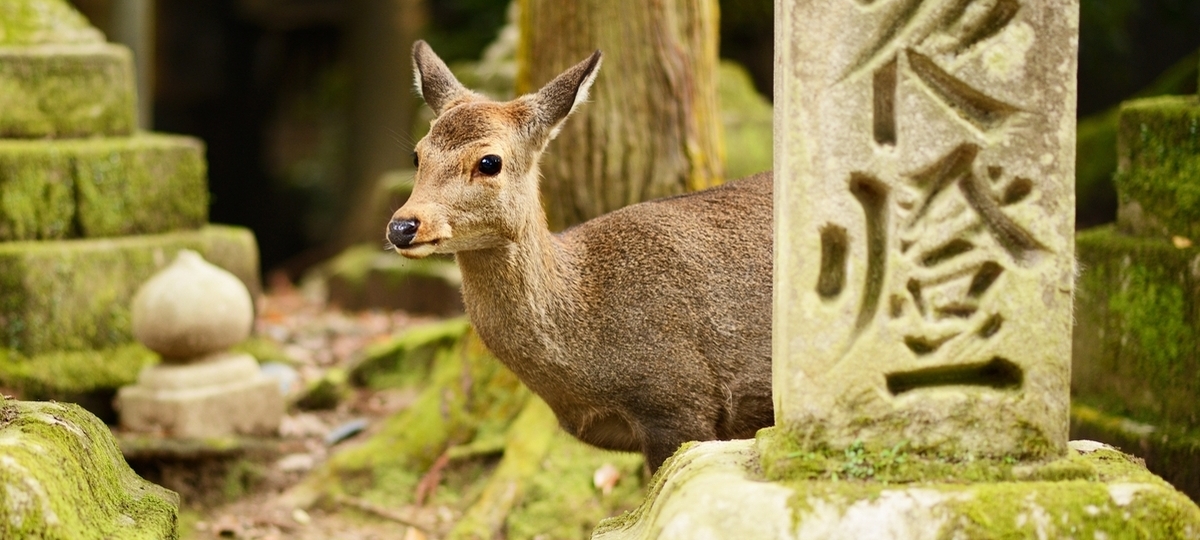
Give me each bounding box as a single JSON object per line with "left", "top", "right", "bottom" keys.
{"left": 1072, "top": 92, "right": 1200, "bottom": 499}
{"left": 117, "top": 353, "right": 283, "bottom": 438}
{"left": 116, "top": 250, "right": 283, "bottom": 438}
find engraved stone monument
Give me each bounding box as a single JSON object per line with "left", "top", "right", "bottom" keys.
{"left": 592, "top": 0, "right": 1200, "bottom": 537}
{"left": 772, "top": 0, "right": 1075, "bottom": 458}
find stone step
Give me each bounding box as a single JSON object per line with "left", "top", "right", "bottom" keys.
{"left": 0, "top": 225, "right": 260, "bottom": 356}
{"left": 1073, "top": 226, "right": 1200, "bottom": 429}
{"left": 0, "top": 43, "right": 137, "bottom": 138}
{"left": 0, "top": 0, "right": 106, "bottom": 47}
{"left": 0, "top": 133, "right": 208, "bottom": 241}
{"left": 1115, "top": 95, "right": 1200, "bottom": 239}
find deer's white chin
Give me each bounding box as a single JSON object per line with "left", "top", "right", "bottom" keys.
{"left": 395, "top": 241, "right": 438, "bottom": 259}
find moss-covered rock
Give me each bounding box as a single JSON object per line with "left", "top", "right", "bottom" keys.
{"left": 0, "top": 134, "right": 207, "bottom": 241}
{"left": 0, "top": 225, "right": 260, "bottom": 355}
{"left": 1114, "top": 95, "right": 1200, "bottom": 239}
{"left": 1071, "top": 403, "right": 1200, "bottom": 502}
{"left": 0, "top": 43, "right": 137, "bottom": 139}
{"left": 595, "top": 437, "right": 1200, "bottom": 540}
{"left": 0, "top": 396, "right": 178, "bottom": 539}
{"left": 1073, "top": 226, "right": 1200, "bottom": 428}
{"left": 0, "top": 0, "right": 104, "bottom": 46}
{"left": 0, "top": 343, "right": 156, "bottom": 421}
{"left": 314, "top": 243, "right": 462, "bottom": 315}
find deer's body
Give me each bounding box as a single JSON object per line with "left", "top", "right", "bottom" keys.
{"left": 389, "top": 41, "right": 774, "bottom": 471}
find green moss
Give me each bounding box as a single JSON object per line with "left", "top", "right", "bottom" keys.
{"left": 0, "top": 397, "right": 178, "bottom": 539}
{"left": 504, "top": 413, "right": 646, "bottom": 540}
{"left": 1071, "top": 403, "right": 1200, "bottom": 501}
{"left": 0, "top": 342, "right": 156, "bottom": 399}
{"left": 349, "top": 317, "right": 471, "bottom": 389}
{"left": 317, "top": 244, "right": 463, "bottom": 314}
{"left": 1114, "top": 95, "right": 1200, "bottom": 238}
{"left": 0, "top": 134, "right": 207, "bottom": 241}
{"left": 0, "top": 44, "right": 137, "bottom": 138}
{"left": 0, "top": 0, "right": 103, "bottom": 46}
{"left": 295, "top": 368, "right": 349, "bottom": 410}
{"left": 0, "top": 225, "right": 260, "bottom": 355}
{"left": 291, "top": 323, "right": 530, "bottom": 509}
{"left": 230, "top": 336, "right": 295, "bottom": 366}
{"left": 1073, "top": 226, "right": 1200, "bottom": 426}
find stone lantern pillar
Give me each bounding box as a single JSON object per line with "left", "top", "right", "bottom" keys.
{"left": 116, "top": 250, "right": 282, "bottom": 437}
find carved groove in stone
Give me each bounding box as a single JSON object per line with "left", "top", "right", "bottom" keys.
{"left": 843, "top": 0, "right": 925, "bottom": 79}
{"left": 907, "top": 50, "right": 1020, "bottom": 131}
{"left": 850, "top": 173, "right": 890, "bottom": 332}
{"left": 817, "top": 224, "right": 849, "bottom": 298}
{"left": 885, "top": 356, "right": 1023, "bottom": 395}
{"left": 967, "top": 261, "right": 1003, "bottom": 297}
{"left": 954, "top": 0, "right": 1021, "bottom": 54}
{"left": 873, "top": 56, "right": 899, "bottom": 145}
{"left": 920, "top": 238, "right": 975, "bottom": 267}
{"left": 958, "top": 172, "right": 1046, "bottom": 264}
{"left": 908, "top": 143, "right": 979, "bottom": 224}
{"left": 978, "top": 313, "right": 1004, "bottom": 338}
{"left": 1003, "top": 177, "right": 1033, "bottom": 205}
{"left": 904, "top": 333, "right": 958, "bottom": 355}
{"left": 907, "top": 278, "right": 925, "bottom": 316}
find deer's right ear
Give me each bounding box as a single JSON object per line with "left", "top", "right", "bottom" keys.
{"left": 412, "top": 40, "right": 471, "bottom": 116}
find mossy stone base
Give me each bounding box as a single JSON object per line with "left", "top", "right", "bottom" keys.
{"left": 1072, "top": 403, "right": 1200, "bottom": 503}
{"left": 0, "top": 225, "right": 261, "bottom": 355}
{"left": 0, "top": 396, "right": 178, "bottom": 539}
{"left": 0, "top": 0, "right": 105, "bottom": 46}
{"left": 594, "top": 438, "right": 1200, "bottom": 540}
{"left": 0, "top": 133, "right": 208, "bottom": 241}
{"left": 312, "top": 244, "right": 462, "bottom": 315}
{"left": 0, "top": 342, "right": 157, "bottom": 423}
{"left": 0, "top": 43, "right": 137, "bottom": 138}
{"left": 1114, "top": 95, "right": 1200, "bottom": 239}
{"left": 1073, "top": 226, "right": 1200, "bottom": 428}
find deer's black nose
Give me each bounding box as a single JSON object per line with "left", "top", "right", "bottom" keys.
{"left": 388, "top": 218, "right": 420, "bottom": 247}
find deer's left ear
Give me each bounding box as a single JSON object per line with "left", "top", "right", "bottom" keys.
{"left": 531, "top": 50, "right": 603, "bottom": 139}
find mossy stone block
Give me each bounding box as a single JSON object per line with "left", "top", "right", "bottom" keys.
{"left": 0, "top": 343, "right": 157, "bottom": 423}
{"left": 1071, "top": 403, "right": 1200, "bottom": 502}
{"left": 0, "top": 0, "right": 104, "bottom": 46}
{"left": 1073, "top": 226, "right": 1200, "bottom": 428}
{"left": 1114, "top": 95, "right": 1200, "bottom": 239}
{"left": 0, "top": 397, "right": 178, "bottom": 540}
{"left": 0, "top": 134, "right": 208, "bottom": 241}
{"left": 0, "top": 225, "right": 261, "bottom": 355}
{"left": 0, "top": 43, "right": 137, "bottom": 138}
{"left": 594, "top": 438, "right": 1200, "bottom": 540}
{"left": 315, "top": 244, "right": 462, "bottom": 315}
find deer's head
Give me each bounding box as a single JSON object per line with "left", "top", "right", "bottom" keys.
{"left": 387, "top": 41, "right": 602, "bottom": 258}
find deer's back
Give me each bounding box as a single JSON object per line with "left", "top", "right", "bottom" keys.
{"left": 555, "top": 172, "right": 774, "bottom": 439}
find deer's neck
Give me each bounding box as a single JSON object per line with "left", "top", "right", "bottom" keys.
{"left": 454, "top": 215, "right": 580, "bottom": 376}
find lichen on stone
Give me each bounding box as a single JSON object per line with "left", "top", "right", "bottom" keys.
{"left": 0, "top": 397, "right": 178, "bottom": 539}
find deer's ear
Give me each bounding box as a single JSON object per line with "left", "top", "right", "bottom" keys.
{"left": 412, "top": 40, "right": 472, "bottom": 116}
{"left": 532, "top": 50, "right": 602, "bottom": 139}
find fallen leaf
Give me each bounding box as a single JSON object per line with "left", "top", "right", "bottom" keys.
{"left": 593, "top": 463, "right": 621, "bottom": 495}
{"left": 1172, "top": 236, "right": 1192, "bottom": 249}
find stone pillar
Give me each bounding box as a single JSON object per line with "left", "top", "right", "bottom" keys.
{"left": 773, "top": 0, "right": 1077, "bottom": 458}
{"left": 116, "top": 250, "right": 282, "bottom": 438}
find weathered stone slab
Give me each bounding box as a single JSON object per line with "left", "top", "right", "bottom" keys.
{"left": 1071, "top": 403, "right": 1200, "bottom": 503}
{"left": 1073, "top": 226, "right": 1200, "bottom": 428}
{"left": 0, "top": 0, "right": 105, "bottom": 46}
{"left": 0, "top": 225, "right": 260, "bottom": 355}
{"left": 594, "top": 438, "right": 1200, "bottom": 540}
{"left": 0, "top": 43, "right": 137, "bottom": 138}
{"left": 117, "top": 353, "right": 283, "bottom": 438}
{"left": 0, "top": 396, "right": 178, "bottom": 540}
{"left": 772, "top": 0, "right": 1077, "bottom": 458}
{"left": 1114, "top": 96, "right": 1200, "bottom": 239}
{"left": 0, "top": 134, "right": 207, "bottom": 241}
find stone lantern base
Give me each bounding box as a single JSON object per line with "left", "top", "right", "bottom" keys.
{"left": 116, "top": 353, "right": 282, "bottom": 438}
{"left": 593, "top": 436, "right": 1200, "bottom": 540}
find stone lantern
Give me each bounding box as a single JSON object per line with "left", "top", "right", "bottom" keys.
{"left": 116, "top": 250, "right": 282, "bottom": 437}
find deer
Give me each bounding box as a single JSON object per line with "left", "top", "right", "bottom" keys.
{"left": 386, "top": 40, "right": 774, "bottom": 473}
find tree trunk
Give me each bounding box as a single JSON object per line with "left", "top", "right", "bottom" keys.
{"left": 517, "top": 0, "right": 724, "bottom": 230}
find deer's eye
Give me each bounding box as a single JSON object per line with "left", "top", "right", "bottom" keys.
{"left": 477, "top": 154, "right": 502, "bottom": 176}
{"left": 412, "top": 152, "right": 419, "bottom": 168}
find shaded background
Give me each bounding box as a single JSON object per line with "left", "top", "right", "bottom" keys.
{"left": 69, "top": 0, "right": 1200, "bottom": 280}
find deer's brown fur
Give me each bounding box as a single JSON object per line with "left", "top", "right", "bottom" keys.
{"left": 388, "top": 40, "right": 773, "bottom": 471}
